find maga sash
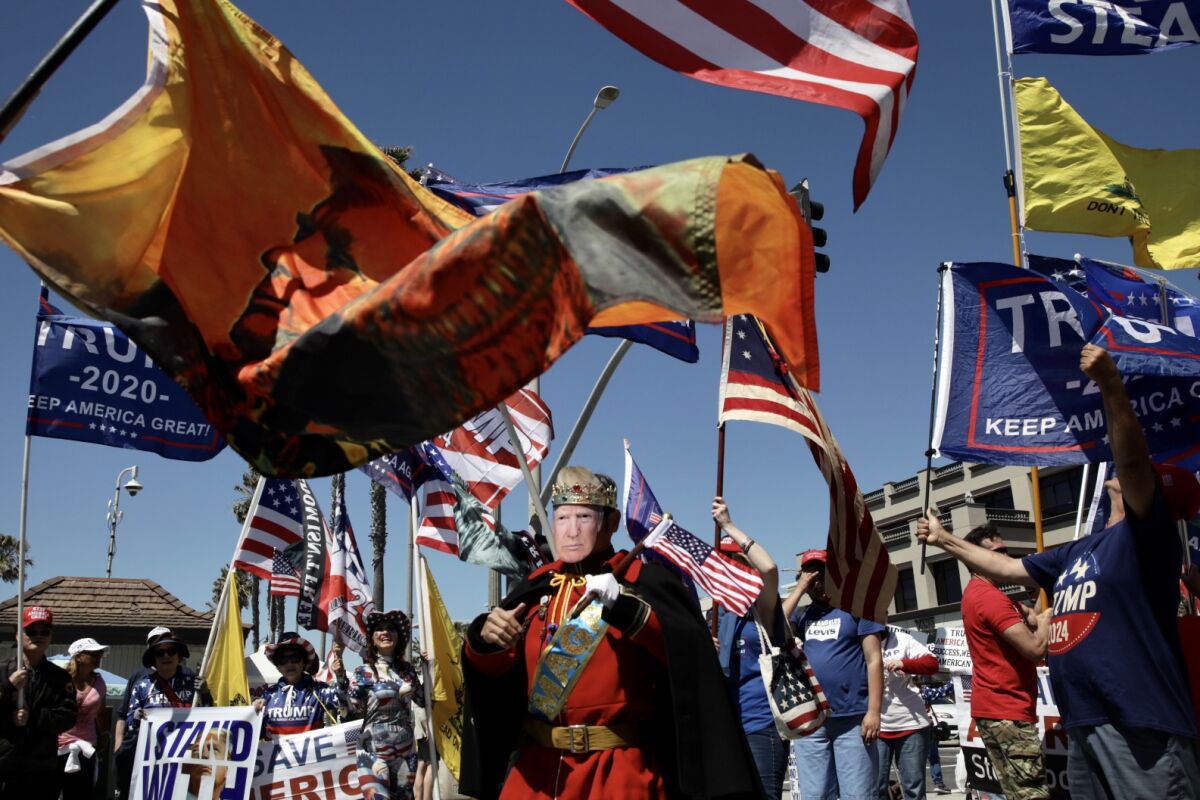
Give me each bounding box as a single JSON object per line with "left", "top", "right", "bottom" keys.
{"left": 528, "top": 600, "right": 609, "bottom": 722}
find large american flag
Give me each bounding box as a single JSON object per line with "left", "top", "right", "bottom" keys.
{"left": 565, "top": 0, "right": 919, "bottom": 209}
{"left": 719, "top": 315, "right": 896, "bottom": 622}
{"left": 232, "top": 478, "right": 306, "bottom": 580}
{"left": 644, "top": 519, "right": 763, "bottom": 616}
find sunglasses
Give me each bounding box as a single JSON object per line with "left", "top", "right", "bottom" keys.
{"left": 152, "top": 647, "right": 179, "bottom": 659}
{"left": 24, "top": 627, "right": 52, "bottom": 638}
{"left": 275, "top": 653, "right": 305, "bottom": 665}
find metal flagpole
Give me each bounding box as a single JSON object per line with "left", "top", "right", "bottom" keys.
{"left": 710, "top": 320, "right": 732, "bottom": 637}
{"left": 497, "top": 405, "right": 553, "bottom": 539}
{"left": 539, "top": 340, "right": 634, "bottom": 508}
{"left": 1071, "top": 463, "right": 1092, "bottom": 540}
{"left": 991, "top": 0, "right": 1047, "bottom": 609}
{"left": 407, "top": 499, "right": 417, "bottom": 622}
{"left": 919, "top": 266, "right": 948, "bottom": 575}
{"left": 0, "top": 0, "right": 121, "bottom": 143}
{"left": 14, "top": 434, "right": 31, "bottom": 708}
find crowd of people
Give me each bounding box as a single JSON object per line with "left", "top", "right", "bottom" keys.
{"left": 0, "top": 343, "right": 1198, "bottom": 800}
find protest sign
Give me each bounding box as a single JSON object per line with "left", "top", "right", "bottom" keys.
{"left": 953, "top": 669, "right": 1068, "bottom": 798}
{"left": 132, "top": 707, "right": 261, "bottom": 800}
{"left": 28, "top": 301, "right": 224, "bottom": 460}
{"left": 927, "top": 627, "right": 972, "bottom": 674}
{"left": 250, "top": 722, "right": 361, "bottom": 800}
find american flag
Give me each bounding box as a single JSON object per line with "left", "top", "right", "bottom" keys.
{"left": 232, "top": 479, "right": 306, "bottom": 580}
{"left": 269, "top": 548, "right": 301, "bottom": 597}
{"left": 416, "top": 476, "right": 498, "bottom": 556}
{"left": 643, "top": 519, "right": 763, "bottom": 616}
{"left": 320, "top": 477, "right": 375, "bottom": 656}
{"left": 719, "top": 315, "right": 896, "bottom": 622}
{"left": 622, "top": 440, "right": 696, "bottom": 591}
{"left": 565, "top": 0, "right": 919, "bottom": 209}
{"left": 433, "top": 387, "right": 553, "bottom": 509}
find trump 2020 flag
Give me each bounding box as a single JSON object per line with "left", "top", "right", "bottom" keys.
{"left": 0, "top": 0, "right": 818, "bottom": 477}
{"left": 27, "top": 292, "right": 223, "bottom": 461}
{"left": 428, "top": 169, "right": 700, "bottom": 363}
{"left": 1006, "top": 0, "right": 1200, "bottom": 56}
{"left": 931, "top": 262, "right": 1200, "bottom": 469}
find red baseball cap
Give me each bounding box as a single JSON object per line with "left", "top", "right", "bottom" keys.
{"left": 1154, "top": 464, "right": 1200, "bottom": 523}
{"left": 800, "top": 549, "right": 827, "bottom": 568}
{"left": 718, "top": 535, "right": 742, "bottom": 554}
{"left": 22, "top": 606, "right": 52, "bottom": 629}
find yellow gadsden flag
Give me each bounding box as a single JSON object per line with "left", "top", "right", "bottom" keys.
{"left": 420, "top": 559, "right": 464, "bottom": 779}
{"left": 1016, "top": 76, "right": 1200, "bottom": 269}
{"left": 201, "top": 571, "right": 250, "bottom": 706}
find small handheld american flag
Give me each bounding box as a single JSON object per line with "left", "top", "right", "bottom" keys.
{"left": 642, "top": 517, "right": 763, "bottom": 617}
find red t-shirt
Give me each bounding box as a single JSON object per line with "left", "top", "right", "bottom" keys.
{"left": 962, "top": 577, "right": 1037, "bottom": 722}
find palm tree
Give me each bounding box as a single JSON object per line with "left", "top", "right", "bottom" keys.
{"left": 232, "top": 469, "right": 262, "bottom": 649}
{"left": 0, "top": 535, "right": 32, "bottom": 583}
{"left": 369, "top": 480, "right": 386, "bottom": 609}
{"left": 209, "top": 565, "right": 253, "bottom": 611}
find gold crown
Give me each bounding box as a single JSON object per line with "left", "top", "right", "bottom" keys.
{"left": 550, "top": 468, "right": 618, "bottom": 510}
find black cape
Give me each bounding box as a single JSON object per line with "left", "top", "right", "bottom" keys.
{"left": 458, "top": 557, "right": 766, "bottom": 800}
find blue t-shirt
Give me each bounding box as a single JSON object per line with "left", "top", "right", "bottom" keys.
{"left": 717, "top": 608, "right": 780, "bottom": 734}
{"left": 791, "top": 603, "right": 884, "bottom": 718}
{"left": 1023, "top": 490, "right": 1196, "bottom": 738}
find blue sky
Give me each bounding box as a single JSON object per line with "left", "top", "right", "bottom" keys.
{"left": 0, "top": 1, "right": 1198, "bottom": 639}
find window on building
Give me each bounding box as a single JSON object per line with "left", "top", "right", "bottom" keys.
{"left": 931, "top": 560, "right": 963, "bottom": 606}
{"left": 1039, "top": 469, "right": 1082, "bottom": 517}
{"left": 894, "top": 567, "right": 918, "bottom": 613}
{"left": 976, "top": 486, "right": 1014, "bottom": 509}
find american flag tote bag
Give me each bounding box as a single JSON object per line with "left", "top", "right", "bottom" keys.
{"left": 752, "top": 615, "right": 830, "bottom": 739}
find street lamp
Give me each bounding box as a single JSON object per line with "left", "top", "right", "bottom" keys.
{"left": 105, "top": 465, "right": 143, "bottom": 579}
{"left": 559, "top": 85, "right": 621, "bottom": 174}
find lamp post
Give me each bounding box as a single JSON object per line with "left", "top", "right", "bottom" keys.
{"left": 105, "top": 465, "right": 143, "bottom": 578}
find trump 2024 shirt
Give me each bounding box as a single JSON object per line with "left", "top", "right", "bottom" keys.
{"left": 1023, "top": 491, "right": 1196, "bottom": 738}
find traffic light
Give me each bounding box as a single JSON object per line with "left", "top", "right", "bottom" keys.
{"left": 789, "top": 179, "right": 829, "bottom": 274}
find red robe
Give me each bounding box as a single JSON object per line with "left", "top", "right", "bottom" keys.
{"left": 464, "top": 554, "right": 669, "bottom": 799}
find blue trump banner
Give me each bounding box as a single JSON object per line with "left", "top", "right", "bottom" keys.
{"left": 27, "top": 296, "right": 224, "bottom": 461}
{"left": 1007, "top": 0, "right": 1200, "bottom": 55}
{"left": 932, "top": 262, "right": 1200, "bottom": 468}
{"left": 1083, "top": 256, "right": 1200, "bottom": 334}
{"left": 427, "top": 168, "right": 699, "bottom": 363}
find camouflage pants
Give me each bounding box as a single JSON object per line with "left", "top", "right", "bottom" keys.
{"left": 976, "top": 718, "right": 1050, "bottom": 800}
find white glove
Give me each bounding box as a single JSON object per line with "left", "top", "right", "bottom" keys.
{"left": 584, "top": 574, "right": 621, "bottom": 609}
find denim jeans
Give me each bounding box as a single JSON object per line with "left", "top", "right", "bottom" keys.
{"left": 928, "top": 737, "right": 944, "bottom": 786}
{"left": 793, "top": 714, "right": 879, "bottom": 800}
{"left": 876, "top": 728, "right": 929, "bottom": 800}
{"left": 745, "top": 725, "right": 790, "bottom": 800}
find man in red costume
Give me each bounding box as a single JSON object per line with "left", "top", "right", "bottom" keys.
{"left": 459, "top": 466, "right": 763, "bottom": 799}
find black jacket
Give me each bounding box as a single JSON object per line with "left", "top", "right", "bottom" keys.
{"left": 458, "top": 556, "right": 765, "bottom": 800}
{"left": 0, "top": 656, "right": 77, "bottom": 773}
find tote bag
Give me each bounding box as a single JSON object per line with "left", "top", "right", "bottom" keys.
{"left": 753, "top": 614, "right": 830, "bottom": 739}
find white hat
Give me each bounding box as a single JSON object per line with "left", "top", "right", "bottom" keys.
{"left": 146, "top": 626, "right": 172, "bottom": 643}
{"left": 67, "top": 637, "right": 109, "bottom": 658}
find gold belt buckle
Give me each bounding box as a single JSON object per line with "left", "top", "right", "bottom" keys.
{"left": 566, "top": 724, "right": 590, "bottom": 753}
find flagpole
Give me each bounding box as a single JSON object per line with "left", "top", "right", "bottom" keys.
{"left": 407, "top": 499, "right": 417, "bottom": 623}
{"left": 13, "top": 434, "right": 31, "bottom": 709}
{"left": 497, "top": 405, "right": 552, "bottom": 538}
{"left": 992, "top": 0, "right": 1046, "bottom": 605}
{"left": 0, "top": 0, "right": 121, "bottom": 143}
{"left": 1071, "top": 463, "right": 1092, "bottom": 539}
{"left": 711, "top": 319, "right": 730, "bottom": 637}
{"left": 197, "top": 477, "right": 266, "bottom": 704}
{"left": 417, "top": 557, "right": 440, "bottom": 799}
{"left": 539, "top": 340, "right": 634, "bottom": 509}
{"left": 919, "top": 266, "right": 948, "bottom": 575}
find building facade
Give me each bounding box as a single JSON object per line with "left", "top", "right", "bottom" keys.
{"left": 862, "top": 461, "right": 1094, "bottom": 633}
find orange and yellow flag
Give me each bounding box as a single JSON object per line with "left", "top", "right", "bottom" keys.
{"left": 0, "top": 0, "right": 817, "bottom": 477}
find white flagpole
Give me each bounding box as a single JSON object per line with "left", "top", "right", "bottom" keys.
{"left": 1071, "top": 463, "right": 1092, "bottom": 540}
{"left": 196, "top": 477, "right": 265, "bottom": 702}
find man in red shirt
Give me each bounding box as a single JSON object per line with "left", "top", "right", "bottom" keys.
{"left": 956, "top": 523, "right": 1051, "bottom": 800}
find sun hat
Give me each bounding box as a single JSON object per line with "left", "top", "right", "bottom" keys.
{"left": 67, "top": 638, "right": 109, "bottom": 658}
